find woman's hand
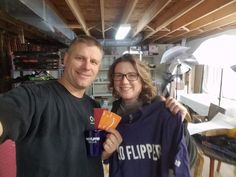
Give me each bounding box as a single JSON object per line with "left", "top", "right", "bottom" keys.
{"left": 102, "top": 128, "right": 123, "bottom": 160}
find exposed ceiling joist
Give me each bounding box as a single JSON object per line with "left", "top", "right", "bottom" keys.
{"left": 100, "top": 0, "right": 105, "bottom": 39}
{"left": 146, "top": 25, "right": 155, "bottom": 32}
{"left": 65, "top": 24, "right": 82, "bottom": 29}
{"left": 187, "top": 1, "right": 236, "bottom": 30}
{"left": 45, "top": 0, "right": 68, "bottom": 26}
{"left": 65, "top": 0, "right": 90, "bottom": 35}
{"left": 167, "top": 14, "right": 236, "bottom": 43}
{"left": 145, "top": 0, "right": 204, "bottom": 41}
{"left": 120, "top": 0, "right": 138, "bottom": 24}
{"left": 170, "top": 0, "right": 235, "bottom": 32}
{"left": 165, "top": 4, "right": 236, "bottom": 43}
{"left": 1, "top": 0, "right": 236, "bottom": 45}
{"left": 132, "top": 0, "right": 171, "bottom": 37}
{"left": 153, "top": 0, "right": 236, "bottom": 42}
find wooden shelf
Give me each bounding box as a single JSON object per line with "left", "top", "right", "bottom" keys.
{"left": 93, "top": 93, "right": 112, "bottom": 97}
{"left": 93, "top": 81, "right": 109, "bottom": 84}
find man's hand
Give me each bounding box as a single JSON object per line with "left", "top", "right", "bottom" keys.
{"left": 160, "top": 96, "right": 188, "bottom": 120}
{"left": 102, "top": 128, "right": 122, "bottom": 160}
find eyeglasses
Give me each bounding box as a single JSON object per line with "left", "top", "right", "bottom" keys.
{"left": 112, "top": 72, "right": 139, "bottom": 81}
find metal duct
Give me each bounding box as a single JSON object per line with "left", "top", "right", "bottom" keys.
{"left": 99, "top": 33, "right": 143, "bottom": 47}
{"left": 0, "top": 0, "right": 76, "bottom": 45}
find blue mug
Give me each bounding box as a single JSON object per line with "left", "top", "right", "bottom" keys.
{"left": 84, "top": 129, "right": 106, "bottom": 157}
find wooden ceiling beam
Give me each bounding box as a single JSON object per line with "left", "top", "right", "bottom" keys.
{"left": 190, "top": 22, "right": 236, "bottom": 41}
{"left": 104, "top": 26, "right": 113, "bottom": 32}
{"left": 95, "top": 28, "right": 102, "bottom": 33}
{"left": 88, "top": 25, "right": 97, "bottom": 31}
{"left": 45, "top": 0, "right": 68, "bottom": 24}
{"left": 144, "top": 0, "right": 203, "bottom": 40}
{"left": 200, "top": 13, "right": 236, "bottom": 32}
{"left": 153, "top": 0, "right": 235, "bottom": 42}
{"left": 145, "top": 25, "right": 155, "bottom": 32}
{"left": 162, "top": 29, "right": 198, "bottom": 43}
{"left": 100, "top": 0, "right": 105, "bottom": 39}
{"left": 186, "top": 1, "right": 236, "bottom": 30}
{"left": 170, "top": 0, "right": 236, "bottom": 31}
{"left": 2, "top": 0, "right": 236, "bottom": 45}
{"left": 181, "top": 26, "right": 190, "bottom": 32}
{"left": 167, "top": 14, "right": 236, "bottom": 43}
{"left": 67, "top": 24, "right": 81, "bottom": 29}
{"left": 169, "top": 29, "right": 202, "bottom": 44}
{"left": 119, "top": 0, "right": 138, "bottom": 24}
{"left": 65, "top": 0, "right": 90, "bottom": 35}
{"left": 132, "top": 0, "right": 171, "bottom": 37}
{"left": 164, "top": 5, "right": 236, "bottom": 43}
{"left": 158, "top": 30, "right": 185, "bottom": 43}
{"left": 160, "top": 27, "right": 171, "bottom": 32}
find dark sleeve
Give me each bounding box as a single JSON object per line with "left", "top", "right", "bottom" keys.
{"left": 0, "top": 85, "right": 41, "bottom": 143}
{"left": 183, "top": 120, "right": 197, "bottom": 168}
{"left": 173, "top": 116, "right": 191, "bottom": 177}
{"left": 174, "top": 131, "right": 191, "bottom": 177}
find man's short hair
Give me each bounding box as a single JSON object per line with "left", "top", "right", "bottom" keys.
{"left": 67, "top": 35, "right": 103, "bottom": 55}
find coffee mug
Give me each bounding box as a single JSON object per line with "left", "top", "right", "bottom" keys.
{"left": 84, "top": 129, "right": 106, "bottom": 157}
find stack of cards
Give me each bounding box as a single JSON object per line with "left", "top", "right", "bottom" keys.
{"left": 93, "top": 108, "right": 121, "bottom": 130}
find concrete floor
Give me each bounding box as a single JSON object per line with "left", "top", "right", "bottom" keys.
{"left": 201, "top": 156, "right": 236, "bottom": 177}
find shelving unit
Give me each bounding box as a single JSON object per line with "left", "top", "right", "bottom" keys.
{"left": 142, "top": 55, "right": 159, "bottom": 80}
{"left": 92, "top": 81, "right": 112, "bottom": 97}
{"left": 91, "top": 55, "right": 118, "bottom": 109}
{"left": 13, "top": 51, "right": 60, "bottom": 70}
{"left": 11, "top": 51, "right": 62, "bottom": 86}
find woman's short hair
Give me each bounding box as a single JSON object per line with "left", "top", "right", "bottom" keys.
{"left": 108, "top": 54, "right": 157, "bottom": 102}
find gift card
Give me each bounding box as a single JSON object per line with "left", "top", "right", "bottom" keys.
{"left": 98, "top": 110, "right": 121, "bottom": 130}
{"left": 93, "top": 108, "right": 107, "bottom": 129}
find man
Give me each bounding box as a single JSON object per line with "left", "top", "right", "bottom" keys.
{"left": 0, "top": 35, "right": 122, "bottom": 177}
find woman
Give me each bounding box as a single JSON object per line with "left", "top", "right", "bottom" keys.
{"left": 107, "top": 54, "right": 196, "bottom": 177}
